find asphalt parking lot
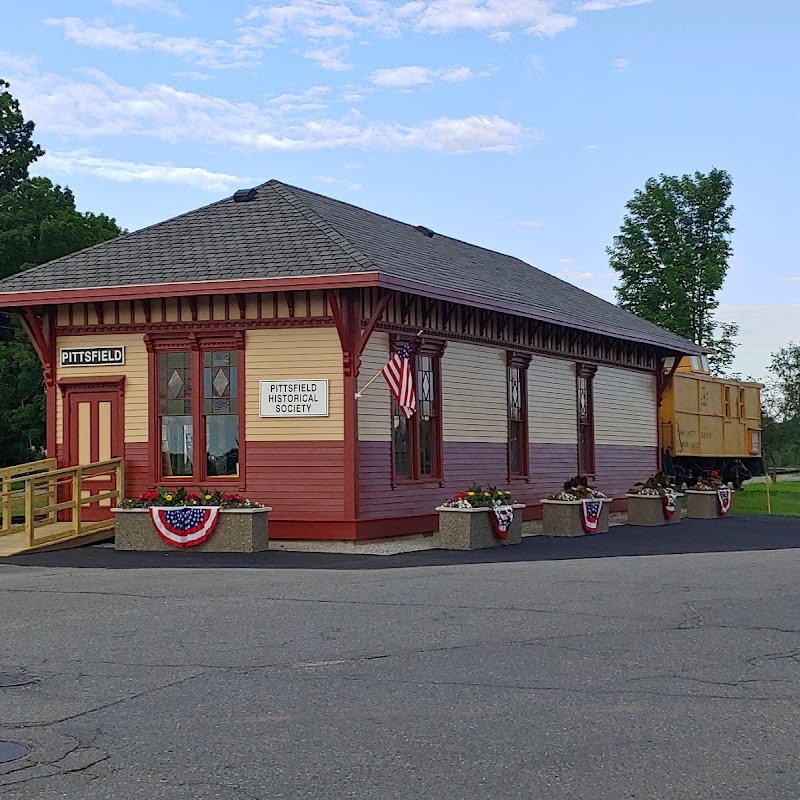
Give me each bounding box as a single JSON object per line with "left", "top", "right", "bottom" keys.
{"left": 2, "top": 515, "right": 800, "bottom": 799}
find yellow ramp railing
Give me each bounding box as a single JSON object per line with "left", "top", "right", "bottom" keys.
{"left": 0, "top": 458, "right": 125, "bottom": 550}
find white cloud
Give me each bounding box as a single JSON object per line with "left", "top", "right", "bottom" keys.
{"left": 516, "top": 220, "right": 545, "bottom": 229}
{"left": 4, "top": 62, "right": 532, "bottom": 154}
{"left": 36, "top": 149, "right": 248, "bottom": 191}
{"left": 441, "top": 65, "right": 473, "bottom": 82}
{"left": 110, "top": 0, "right": 185, "bottom": 17}
{"left": 416, "top": 0, "right": 576, "bottom": 35}
{"left": 372, "top": 65, "right": 435, "bottom": 87}
{"left": 173, "top": 71, "right": 215, "bottom": 81}
{"left": 44, "top": 17, "right": 260, "bottom": 69}
{"left": 315, "top": 175, "right": 362, "bottom": 190}
{"left": 788, "top": 276, "right": 800, "bottom": 283}
{"left": 611, "top": 57, "right": 630, "bottom": 71}
{"left": 489, "top": 30, "right": 512, "bottom": 42}
{"left": 0, "top": 53, "right": 39, "bottom": 74}
{"left": 561, "top": 268, "right": 595, "bottom": 282}
{"left": 343, "top": 162, "right": 363, "bottom": 168}
{"left": 586, "top": 143, "right": 600, "bottom": 149}
{"left": 303, "top": 45, "right": 352, "bottom": 70}
{"left": 371, "top": 64, "right": 475, "bottom": 87}
{"left": 240, "top": 0, "right": 577, "bottom": 44}
{"left": 579, "top": 0, "right": 652, "bottom": 10}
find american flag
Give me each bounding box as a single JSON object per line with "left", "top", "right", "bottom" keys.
{"left": 382, "top": 343, "right": 416, "bottom": 419}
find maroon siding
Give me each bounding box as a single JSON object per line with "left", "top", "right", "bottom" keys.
{"left": 358, "top": 440, "right": 656, "bottom": 522}
{"left": 246, "top": 441, "right": 345, "bottom": 520}
{"left": 125, "top": 442, "right": 150, "bottom": 498}
{"left": 594, "top": 443, "right": 659, "bottom": 498}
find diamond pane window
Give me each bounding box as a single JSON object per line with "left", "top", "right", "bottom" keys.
{"left": 576, "top": 367, "right": 596, "bottom": 475}
{"left": 204, "top": 351, "right": 239, "bottom": 477}
{"left": 508, "top": 364, "right": 529, "bottom": 477}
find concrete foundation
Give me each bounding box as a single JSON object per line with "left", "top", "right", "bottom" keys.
{"left": 435, "top": 506, "right": 523, "bottom": 550}
{"left": 113, "top": 508, "right": 270, "bottom": 552}
{"left": 626, "top": 494, "right": 683, "bottom": 527}
{"left": 541, "top": 500, "right": 610, "bottom": 536}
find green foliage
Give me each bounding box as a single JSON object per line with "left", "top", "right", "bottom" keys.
{"left": 608, "top": 168, "right": 737, "bottom": 373}
{"left": 768, "top": 342, "right": 800, "bottom": 421}
{"left": 0, "top": 178, "right": 121, "bottom": 280}
{"left": 0, "top": 79, "right": 44, "bottom": 194}
{"left": 734, "top": 481, "right": 800, "bottom": 518}
{"left": 0, "top": 82, "right": 122, "bottom": 467}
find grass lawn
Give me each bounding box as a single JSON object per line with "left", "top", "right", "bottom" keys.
{"left": 734, "top": 481, "right": 800, "bottom": 517}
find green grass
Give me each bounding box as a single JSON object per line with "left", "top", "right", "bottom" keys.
{"left": 733, "top": 481, "right": 800, "bottom": 517}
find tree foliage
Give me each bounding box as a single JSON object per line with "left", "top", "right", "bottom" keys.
{"left": 608, "top": 168, "right": 737, "bottom": 373}
{"left": 0, "top": 79, "right": 44, "bottom": 194}
{"left": 0, "top": 79, "right": 122, "bottom": 466}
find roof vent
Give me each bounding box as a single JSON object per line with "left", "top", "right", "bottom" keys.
{"left": 233, "top": 188, "right": 257, "bottom": 203}
{"left": 415, "top": 225, "right": 435, "bottom": 238}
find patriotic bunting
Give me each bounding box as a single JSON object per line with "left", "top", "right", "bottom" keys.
{"left": 717, "top": 488, "right": 732, "bottom": 516}
{"left": 580, "top": 499, "right": 604, "bottom": 534}
{"left": 149, "top": 506, "right": 220, "bottom": 548}
{"left": 490, "top": 505, "right": 515, "bottom": 540}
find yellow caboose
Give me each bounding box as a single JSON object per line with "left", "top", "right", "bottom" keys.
{"left": 660, "top": 356, "right": 763, "bottom": 487}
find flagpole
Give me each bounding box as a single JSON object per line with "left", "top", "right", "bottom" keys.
{"left": 355, "top": 330, "right": 424, "bottom": 400}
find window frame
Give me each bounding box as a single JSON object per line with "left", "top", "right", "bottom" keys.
{"left": 146, "top": 330, "right": 246, "bottom": 489}
{"left": 738, "top": 387, "right": 746, "bottom": 420}
{"left": 723, "top": 385, "right": 732, "bottom": 420}
{"left": 507, "top": 351, "right": 531, "bottom": 481}
{"left": 389, "top": 336, "right": 445, "bottom": 486}
{"left": 576, "top": 363, "right": 597, "bottom": 477}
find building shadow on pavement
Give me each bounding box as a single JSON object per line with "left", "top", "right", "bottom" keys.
{"left": 1, "top": 515, "right": 798, "bottom": 571}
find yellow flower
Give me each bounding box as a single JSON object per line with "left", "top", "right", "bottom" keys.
{"left": 505, "top": 491, "right": 511, "bottom": 495}
{"left": 204, "top": 494, "right": 212, "bottom": 500}
{"left": 467, "top": 491, "right": 475, "bottom": 496}
{"left": 165, "top": 494, "right": 173, "bottom": 501}
{"left": 484, "top": 492, "right": 490, "bottom": 496}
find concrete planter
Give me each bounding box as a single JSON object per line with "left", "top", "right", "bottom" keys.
{"left": 685, "top": 490, "right": 732, "bottom": 519}
{"left": 541, "top": 499, "right": 610, "bottom": 536}
{"left": 626, "top": 494, "right": 684, "bottom": 527}
{"left": 113, "top": 507, "right": 271, "bottom": 552}
{"left": 435, "top": 505, "right": 524, "bottom": 550}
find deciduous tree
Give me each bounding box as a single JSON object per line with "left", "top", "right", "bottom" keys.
{"left": 608, "top": 169, "right": 737, "bottom": 373}
{"left": 0, "top": 79, "right": 44, "bottom": 193}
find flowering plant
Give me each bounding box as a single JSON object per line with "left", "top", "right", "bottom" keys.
{"left": 548, "top": 476, "right": 607, "bottom": 501}
{"left": 690, "top": 471, "right": 725, "bottom": 491}
{"left": 628, "top": 471, "right": 677, "bottom": 498}
{"left": 441, "top": 485, "right": 514, "bottom": 509}
{"left": 121, "top": 487, "right": 262, "bottom": 509}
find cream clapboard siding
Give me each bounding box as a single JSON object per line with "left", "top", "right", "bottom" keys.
{"left": 358, "top": 332, "right": 391, "bottom": 442}
{"left": 442, "top": 342, "right": 507, "bottom": 443}
{"left": 594, "top": 366, "right": 657, "bottom": 446}
{"left": 55, "top": 334, "right": 149, "bottom": 444}
{"left": 246, "top": 328, "right": 343, "bottom": 441}
{"left": 529, "top": 355, "right": 578, "bottom": 444}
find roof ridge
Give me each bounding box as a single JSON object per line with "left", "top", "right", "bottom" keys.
{"left": 267, "top": 181, "right": 377, "bottom": 271}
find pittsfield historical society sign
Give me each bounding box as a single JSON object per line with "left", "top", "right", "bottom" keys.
{"left": 60, "top": 347, "right": 126, "bottom": 366}
{"left": 259, "top": 380, "right": 329, "bottom": 417}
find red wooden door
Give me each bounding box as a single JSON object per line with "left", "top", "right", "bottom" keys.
{"left": 64, "top": 386, "right": 123, "bottom": 521}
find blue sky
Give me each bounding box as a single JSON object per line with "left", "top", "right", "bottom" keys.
{"left": 1, "top": 0, "right": 797, "bottom": 379}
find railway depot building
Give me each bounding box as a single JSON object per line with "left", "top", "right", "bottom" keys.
{"left": 0, "top": 180, "right": 700, "bottom": 541}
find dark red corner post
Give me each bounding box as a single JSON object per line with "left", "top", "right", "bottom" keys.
{"left": 327, "top": 288, "right": 390, "bottom": 540}
{"left": 16, "top": 307, "right": 58, "bottom": 462}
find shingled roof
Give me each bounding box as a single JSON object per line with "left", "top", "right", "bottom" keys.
{"left": 0, "top": 179, "right": 699, "bottom": 354}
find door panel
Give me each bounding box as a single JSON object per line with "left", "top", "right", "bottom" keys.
{"left": 64, "top": 387, "right": 123, "bottom": 522}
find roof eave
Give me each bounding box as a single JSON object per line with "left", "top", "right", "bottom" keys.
{"left": 0, "top": 272, "right": 382, "bottom": 308}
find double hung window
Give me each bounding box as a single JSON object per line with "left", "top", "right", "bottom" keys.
{"left": 152, "top": 334, "right": 243, "bottom": 484}
{"left": 576, "top": 363, "right": 597, "bottom": 476}
{"left": 391, "top": 341, "right": 444, "bottom": 482}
